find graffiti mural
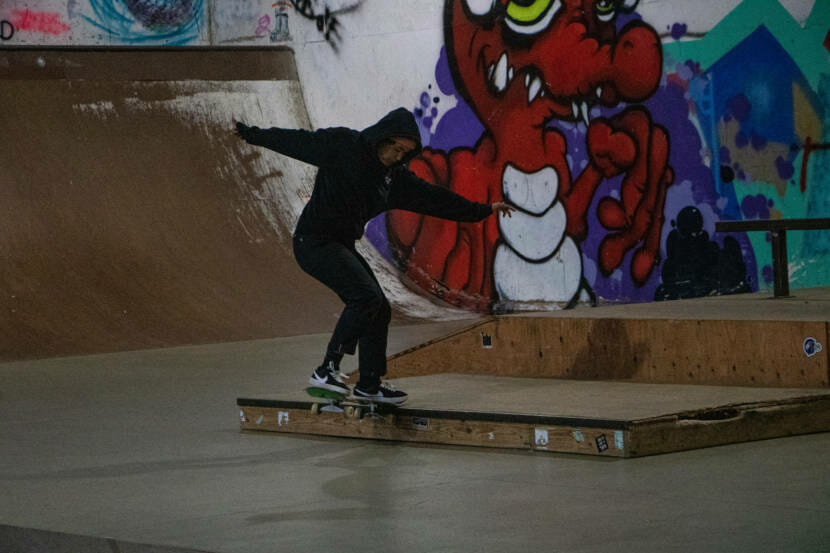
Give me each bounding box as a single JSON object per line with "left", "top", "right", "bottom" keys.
{"left": 661, "top": 0, "right": 829, "bottom": 293}
{"left": 84, "top": 0, "right": 203, "bottom": 45}
{"left": 255, "top": 1, "right": 292, "bottom": 42}
{"left": 290, "top": 0, "right": 364, "bottom": 44}
{"left": 384, "top": 0, "right": 673, "bottom": 310}
{"left": 5, "top": 9, "right": 71, "bottom": 36}
{"left": 359, "top": 0, "right": 830, "bottom": 311}
{"left": 654, "top": 205, "right": 750, "bottom": 300}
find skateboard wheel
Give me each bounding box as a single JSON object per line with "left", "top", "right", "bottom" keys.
{"left": 344, "top": 406, "right": 355, "bottom": 418}
{"left": 351, "top": 407, "right": 362, "bottom": 420}
{"left": 311, "top": 403, "right": 319, "bottom": 415}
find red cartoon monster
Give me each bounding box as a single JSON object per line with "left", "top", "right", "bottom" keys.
{"left": 387, "top": 0, "right": 673, "bottom": 310}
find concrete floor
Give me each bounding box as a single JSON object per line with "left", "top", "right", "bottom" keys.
{"left": 2, "top": 322, "right": 829, "bottom": 553}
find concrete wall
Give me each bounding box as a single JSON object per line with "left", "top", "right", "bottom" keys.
{"left": 2, "top": 0, "right": 828, "bottom": 312}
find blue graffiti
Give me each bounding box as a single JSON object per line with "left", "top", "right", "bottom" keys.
{"left": 84, "top": 0, "right": 203, "bottom": 45}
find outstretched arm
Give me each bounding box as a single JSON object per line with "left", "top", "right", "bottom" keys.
{"left": 234, "top": 121, "right": 352, "bottom": 168}
{"left": 390, "top": 170, "right": 513, "bottom": 222}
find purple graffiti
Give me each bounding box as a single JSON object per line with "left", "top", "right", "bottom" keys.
{"left": 413, "top": 87, "right": 442, "bottom": 131}
{"left": 255, "top": 14, "right": 270, "bottom": 36}
{"left": 775, "top": 155, "right": 795, "bottom": 180}
{"left": 740, "top": 194, "right": 771, "bottom": 219}
{"left": 726, "top": 94, "right": 752, "bottom": 122}
{"left": 670, "top": 23, "right": 687, "bottom": 40}
{"left": 123, "top": 0, "right": 196, "bottom": 31}
{"left": 751, "top": 133, "right": 767, "bottom": 151}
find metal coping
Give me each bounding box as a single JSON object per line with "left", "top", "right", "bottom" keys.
{"left": 236, "top": 397, "right": 630, "bottom": 430}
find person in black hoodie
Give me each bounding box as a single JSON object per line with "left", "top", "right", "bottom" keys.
{"left": 235, "top": 107, "right": 513, "bottom": 404}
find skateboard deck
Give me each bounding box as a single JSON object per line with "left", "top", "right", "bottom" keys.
{"left": 305, "top": 386, "right": 403, "bottom": 419}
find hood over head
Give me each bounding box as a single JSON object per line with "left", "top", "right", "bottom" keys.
{"left": 361, "top": 107, "right": 423, "bottom": 165}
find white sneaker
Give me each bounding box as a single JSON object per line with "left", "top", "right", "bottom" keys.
{"left": 353, "top": 381, "right": 407, "bottom": 405}
{"left": 308, "top": 361, "right": 350, "bottom": 394}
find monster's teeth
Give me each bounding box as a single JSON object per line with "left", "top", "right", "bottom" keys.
{"left": 525, "top": 74, "right": 530, "bottom": 87}
{"left": 508, "top": 66, "right": 514, "bottom": 82}
{"left": 493, "top": 52, "right": 509, "bottom": 92}
{"left": 580, "top": 102, "right": 590, "bottom": 125}
{"left": 527, "top": 77, "right": 542, "bottom": 104}
{"left": 572, "top": 102, "right": 579, "bottom": 120}
{"left": 488, "top": 64, "right": 495, "bottom": 81}
{"left": 596, "top": 86, "right": 603, "bottom": 99}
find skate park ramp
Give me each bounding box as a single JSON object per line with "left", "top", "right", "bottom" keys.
{"left": 240, "top": 287, "right": 830, "bottom": 457}
{"left": 0, "top": 49, "right": 471, "bottom": 363}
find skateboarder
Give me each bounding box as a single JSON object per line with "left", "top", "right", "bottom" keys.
{"left": 235, "top": 107, "right": 513, "bottom": 404}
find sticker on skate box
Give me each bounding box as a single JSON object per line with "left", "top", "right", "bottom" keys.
{"left": 595, "top": 434, "right": 609, "bottom": 453}
{"left": 803, "top": 337, "right": 823, "bottom": 358}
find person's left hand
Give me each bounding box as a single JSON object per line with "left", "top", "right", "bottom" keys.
{"left": 234, "top": 120, "right": 254, "bottom": 142}
{"left": 491, "top": 202, "right": 515, "bottom": 218}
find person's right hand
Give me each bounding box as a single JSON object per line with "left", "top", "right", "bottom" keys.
{"left": 491, "top": 202, "right": 515, "bottom": 218}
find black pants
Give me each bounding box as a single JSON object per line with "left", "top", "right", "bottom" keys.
{"left": 293, "top": 235, "right": 391, "bottom": 387}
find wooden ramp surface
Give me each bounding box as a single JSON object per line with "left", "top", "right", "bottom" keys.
{"left": 387, "top": 288, "right": 830, "bottom": 388}
{"left": 238, "top": 375, "right": 830, "bottom": 458}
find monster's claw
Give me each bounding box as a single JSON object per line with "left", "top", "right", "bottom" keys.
{"left": 597, "top": 197, "right": 627, "bottom": 230}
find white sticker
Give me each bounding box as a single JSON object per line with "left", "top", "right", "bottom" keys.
{"left": 614, "top": 431, "right": 624, "bottom": 450}
{"left": 803, "top": 337, "right": 823, "bottom": 358}
{"left": 239, "top": 410, "right": 248, "bottom": 423}
{"left": 572, "top": 430, "right": 585, "bottom": 442}
{"left": 411, "top": 417, "right": 429, "bottom": 430}
{"left": 278, "top": 411, "right": 290, "bottom": 426}
{"left": 255, "top": 415, "right": 264, "bottom": 425}
{"left": 488, "top": 432, "right": 495, "bottom": 440}
{"left": 535, "top": 429, "right": 549, "bottom": 448}
{"left": 481, "top": 332, "right": 494, "bottom": 349}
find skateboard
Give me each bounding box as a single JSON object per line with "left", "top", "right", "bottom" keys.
{"left": 305, "top": 387, "right": 402, "bottom": 420}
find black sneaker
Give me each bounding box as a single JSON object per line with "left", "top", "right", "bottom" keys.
{"left": 353, "top": 381, "right": 408, "bottom": 405}
{"left": 308, "top": 361, "right": 350, "bottom": 395}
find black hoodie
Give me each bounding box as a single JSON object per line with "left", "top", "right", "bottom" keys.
{"left": 237, "top": 107, "right": 492, "bottom": 243}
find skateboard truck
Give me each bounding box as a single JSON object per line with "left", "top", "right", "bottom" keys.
{"left": 306, "top": 387, "right": 399, "bottom": 420}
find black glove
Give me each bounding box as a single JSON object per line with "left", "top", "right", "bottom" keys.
{"left": 235, "top": 121, "right": 258, "bottom": 143}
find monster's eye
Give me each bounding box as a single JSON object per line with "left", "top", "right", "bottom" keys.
{"left": 464, "top": 0, "right": 496, "bottom": 16}
{"left": 596, "top": 0, "right": 616, "bottom": 22}
{"left": 505, "top": 0, "right": 562, "bottom": 35}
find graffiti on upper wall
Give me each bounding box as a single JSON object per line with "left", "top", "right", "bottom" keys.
{"left": 364, "top": 0, "right": 830, "bottom": 311}
{"left": 0, "top": 0, "right": 363, "bottom": 45}
{"left": 256, "top": 1, "right": 292, "bottom": 42}
{"left": 0, "top": 0, "right": 204, "bottom": 44}
{"left": 290, "top": 0, "right": 363, "bottom": 45}
{"left": 1, "top": 19, "right": 14, "bottom": 40}
{"left": 83, "top": 0, "right": 203, "bottom": 45}
{"left": 2, "top": 10, "right": 70, "bottom": 37}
